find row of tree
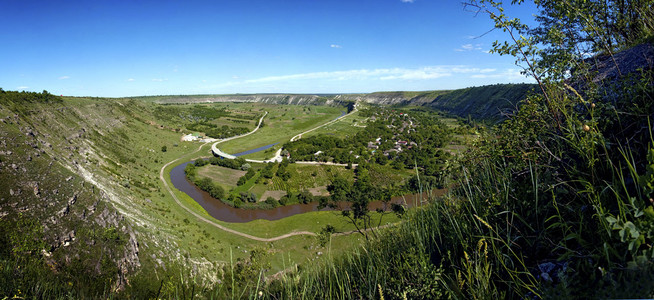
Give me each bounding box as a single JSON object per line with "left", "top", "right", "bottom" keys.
{"left": 184, "top": 163, "right": 226, "bottom": 200}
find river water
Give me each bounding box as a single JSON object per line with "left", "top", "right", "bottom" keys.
{"left": 170, "top": 109, "right": 440, "bottom": 223}
{"left": 233, "top": 143, "right": 278, "bottom": 157}
{"left": 170, "top": 161, "right": 444, "bottom": 223}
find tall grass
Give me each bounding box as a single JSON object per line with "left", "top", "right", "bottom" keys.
{"left": 260, "top": 67, "right": 654, "bottom": 298}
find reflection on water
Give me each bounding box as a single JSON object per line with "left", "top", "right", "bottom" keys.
{"left": 170, "top": 161, "right": 444, "bottom": 223}
{"left": 233, "top": 143, "right": 278, "bottom": 157}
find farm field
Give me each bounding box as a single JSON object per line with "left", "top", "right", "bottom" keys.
{"left": 219, "top": 104, "right": 345, "bottom": 160}
{"left": 301, "top": 108, "right": 368, "bottom": 139}
{"left": 196, "top": 162, "right": 357, "bottom": 200}
{"left": 196, "top": 164, "right": 246, "bottom": 190}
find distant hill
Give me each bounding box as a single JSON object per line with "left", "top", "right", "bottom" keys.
{"left": 125, "top": 83, "right": 536, "bottom": 121}
{"left": 131, "top": 94, "right": 340, "bottom": 106}
{"left": 347, "top": 83, "right": 536, "bottom": 120}
{"left": 425, "top": 84, "right": 536, "bottom": 120}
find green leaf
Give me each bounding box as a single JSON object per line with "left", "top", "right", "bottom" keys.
{"left": 619, "top": 228, "right": 627, "bottom": 241}
{"left": 644, "top": 206, "right": 654, "bottom": 219}
{"left": 624, "top": 222, "right": 638, "bottom": 238}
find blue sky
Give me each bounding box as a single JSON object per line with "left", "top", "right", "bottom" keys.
{"left": 1, "top": 0, "right": 538, "bottom": 97}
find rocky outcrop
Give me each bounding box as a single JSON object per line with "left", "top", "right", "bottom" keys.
{"left": 0, "top": 96, "right": 141, "bottom": 292}
{"left": 148, "top": 84, "right": 536, "bottom": 120}
{"left": 153, "top": 94, "right": 337, "bottom": 106}
{"left": 586, "top": 43, "right": 654, "bottom": 84}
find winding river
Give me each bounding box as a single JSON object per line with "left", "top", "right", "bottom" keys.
{"left": 170, "top": 160, "right": 444, "bottom": 223}
{"left": 169, "top": 108, "right": 444, "bottom": 223}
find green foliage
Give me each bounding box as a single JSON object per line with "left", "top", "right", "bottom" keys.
{"left": 284, "top": 108, "right": 453, "bottom": 175}
{"left": 428, "top": 84, "right": 536, "bottom": 120}
{"left": 186, "top": 121, "right": 250, "bottom": 139}
{"left": 317, "top": 224, "right": 336, "bottom": 247}
{"left": 185, "top": 162, "right": 226, "bottom": 199}
{"left": 265, "top": 1, "right": 654, "bottom": 298}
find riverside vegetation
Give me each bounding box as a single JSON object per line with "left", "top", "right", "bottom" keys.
{"left": 0, "top": 85, "right": 509, "bottom": 298}
{"left": 258, "top": 0, "right": 654, "bottom": 299}
{"left": 185, "top": 107, "right": 459, "bottom": 210}
{"left": 1, "top": 0, "right": 652, "bottom": 298}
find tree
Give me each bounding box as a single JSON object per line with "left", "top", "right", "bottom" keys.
{"left": 264, "top": 197, "right": 279, "bottom": 207}
{"left": 161, "top": 145, "right": 167, "bottom": 152}
{"left": 458, "top": 1, "right": 654, "bottom": 297}
{"left": 323, "top": 173, "right": 396, "bottom": 240}
{"left": 208, "top": 184, "right": 225, "bottom": 200}
{"left": 298, "top": 190, "right": 314, "bottom": 204}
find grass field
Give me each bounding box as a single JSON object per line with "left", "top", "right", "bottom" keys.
{"left": 20, "top": 96, "right": 386, "bottom": 279}
{"left": 301, "top": 109, "right": 368, "bottom": 139}
{"left": 196, "top": 164, "right": 246, "bottom": 190}
{"left": 161, "top": 145, "right": 381, "bottom": 275}
{"left": 195, "top": 162, "right": 357, "bottom": 200}
{"left": 218, "top": 104, "right": 344, "bottom": 160}
{"left": 21, "top": 96, "right": 425, "bottom": 282}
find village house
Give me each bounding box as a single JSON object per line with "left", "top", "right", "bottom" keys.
{"left": 181, "top": 132, "right": 202, "bottom": 141}
{"left": 367, "top": 142, "right": 379, "bottom": 149}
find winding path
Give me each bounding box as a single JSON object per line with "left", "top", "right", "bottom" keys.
{"left": 160, "top": 142, "right": 317, "bottom": 242}
{"left": 290, "top": 103, "right": 358, "bottom": 142}
{"left": 211, "top": 112, "right": 285, "bottom": 163}
{"left": 212, "top": 103, "right": 358, "bottom": 163}
{"left": 159, "top": 102, "right": 375, "bottom": 242}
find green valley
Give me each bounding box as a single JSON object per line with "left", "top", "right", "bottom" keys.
{"left": 2, "top": 0, "right": 654, "bottom": 298}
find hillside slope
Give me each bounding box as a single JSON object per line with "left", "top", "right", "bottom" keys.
{"left": 128, "top": 84, "right": 535, "bottom": 121}
{"left": 0, "top": 91, "right": 235, "bottom": 297}
{"left": 0, "top": 92, "right": 139, "bottom": 295}
{"left": 426, "top": 83, "right": 535, "bottom": 120}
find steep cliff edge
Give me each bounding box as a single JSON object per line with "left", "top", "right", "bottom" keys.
{"left": 0, "top": 92, "right": 140, "bottom": 294}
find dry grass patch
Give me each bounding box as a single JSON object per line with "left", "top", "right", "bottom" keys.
{"left": 260, "top": 190, "right": 287, "bottom": 201}
{"left": 197, "top": 165, "right": 246, "bottom": 188}
{"left": 307, "top": 186, "right": 329, "bottom": 196}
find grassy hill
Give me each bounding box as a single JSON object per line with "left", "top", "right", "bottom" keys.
{"left": 426, "top": 83, "right": 536, "bottom": 120}
{"left": 259, "top": 43, "right": 654, "bottom": 298}
{"left": 353, "top": 84, "right": 535, "bottom": 120}
{"left": 0, "top": 90, "right": 387, "bottom": 298}
{"left": 110, "top": 84, "right": 536, "bottom": 122}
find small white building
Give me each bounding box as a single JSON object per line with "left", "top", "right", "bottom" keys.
{"left": 182, "top": 134, "right": 199, "bottom": 142}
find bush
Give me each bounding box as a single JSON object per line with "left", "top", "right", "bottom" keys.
{"left": 265, "top": 197, "right": 279, "bottom": 207}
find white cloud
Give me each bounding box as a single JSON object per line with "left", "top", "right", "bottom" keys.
{"left": 330, "top": 44, "right": 342, "bottom": 48}
{"left": 17, "top": 86, "right": 29, "bottom": 90}
{"left": 400, "top": 0, "right": 414, "bottom": 2}
{"left": 241, "top": 66, "right": 502, "bottom": 84}
{"left": 58, "top": 75, "right": 70, "bottom": 80}
{"left": 380, "top": 67, "right": 451, "bottom": 80}
{"left": 470, "top": 68, "right": 527, "bottom": 81}
{"left": 127, "top": 78, "right": 135, "bottom": 82}
{"left": 151, "top": 78, "right": 168, "bottom": 82}
{"left": 455, "top": 43, "right": 484, "bottom": 52}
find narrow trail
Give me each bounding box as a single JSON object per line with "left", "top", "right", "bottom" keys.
{"left": 159, "top": 141, "right": 317, "bottom": 242}
{"left": 158, "top": 103, "right": 385, "bottom": 242}
{"left": 290, "top": 103, "right": 358, "bottom": 142}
